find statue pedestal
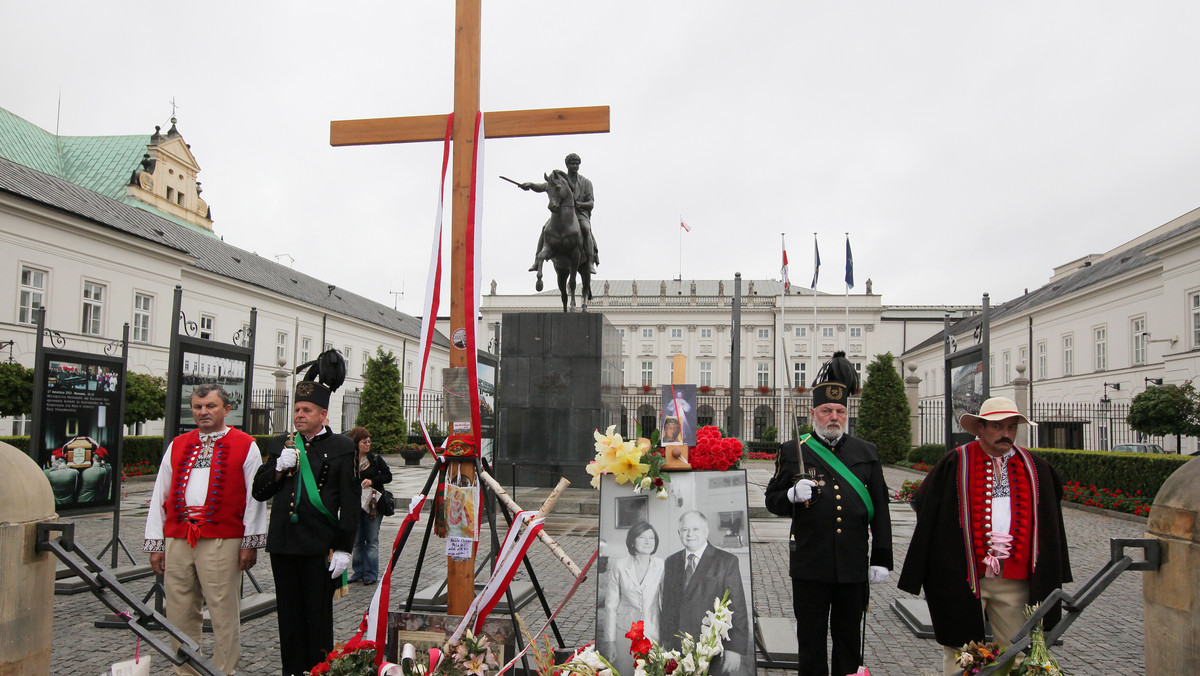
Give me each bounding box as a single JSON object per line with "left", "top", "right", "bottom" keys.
{"left": 495, "top": 312, "right": 621, "bottom": 487}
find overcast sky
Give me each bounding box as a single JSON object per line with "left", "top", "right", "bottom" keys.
{"left": 5, "top": 2, "right": 1200, "bottom": 318}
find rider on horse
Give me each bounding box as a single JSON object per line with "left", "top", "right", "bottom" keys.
{"left": 520, "top": 153, "right": 599, "bottom": 274}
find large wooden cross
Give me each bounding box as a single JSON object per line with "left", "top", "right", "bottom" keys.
{"left": 330, "top": 0, "right": 609, "bottom": 616}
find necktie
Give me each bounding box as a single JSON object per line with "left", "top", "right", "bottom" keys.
{"left": 685, "top": 553, "right": 697, "bottom": 583}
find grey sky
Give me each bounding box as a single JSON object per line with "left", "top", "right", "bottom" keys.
{"left": 4, "top": 2, "right": 1200, "bottom": 318}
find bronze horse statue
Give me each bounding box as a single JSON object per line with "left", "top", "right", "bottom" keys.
{"left": 531, "top": 169, "right": 592, "bottom": 311}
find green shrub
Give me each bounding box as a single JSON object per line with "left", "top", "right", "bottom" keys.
{"left": 908, "top": 444, "right": 949, "bottom": 466}
{"left": 1030, "top": 447, "right": 1192, "bottom": 500}
{"left": 857, "top": 353, "right": 911, "bottom": 464}
{"left": 0, "top": 435, "right": 30, "bottom": 452}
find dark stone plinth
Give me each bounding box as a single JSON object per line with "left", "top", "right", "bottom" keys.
{"left": 495, "top": 312, "right": 621, "bottom": 487}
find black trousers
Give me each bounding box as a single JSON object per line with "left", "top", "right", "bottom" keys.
{"left": 271, "top": 553, "right": 335, "bottom": 676}
{"left": 792, "top": 577, "right": 867, "bottom": 676}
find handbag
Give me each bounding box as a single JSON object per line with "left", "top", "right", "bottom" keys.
{"left": 376, "top": 488, "right": 396, "bottom": 517}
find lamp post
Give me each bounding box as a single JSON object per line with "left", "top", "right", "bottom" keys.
{"left": 1101, "top": 382, "right": 1121, "bottom": 450}
{"left": 1145, "top": 377, "right": 1164, "bottom": 387}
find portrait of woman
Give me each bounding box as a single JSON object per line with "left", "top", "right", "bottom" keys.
{"left": 604, "top": 521, "right": 664, "bottom": 676}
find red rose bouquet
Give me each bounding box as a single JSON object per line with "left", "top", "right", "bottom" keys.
{"left": 687, "top": 427, "right": 743, "bottom": 471}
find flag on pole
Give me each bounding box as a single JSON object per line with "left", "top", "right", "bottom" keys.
{"left": 845, "top": 235, "right": 854, "bottom": 288}
{"left": 781, "top": 236, "right": 790, "bottom": 291}
{"left": 680, "top": 218, "right": 691, "bottom": 232}
{"left": 810, "top": 236, "right": 821, "bottom": 289}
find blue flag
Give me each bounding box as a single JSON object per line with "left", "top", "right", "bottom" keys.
{"left": 810, "top": 238, "right": 821, "bottom": 289}
{"left": 845, "top": 236, "right": 854, "bottom": 288}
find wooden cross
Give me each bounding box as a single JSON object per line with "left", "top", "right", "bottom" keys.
{"left": 330, "top": 0, "right": 608, "bottom": 616}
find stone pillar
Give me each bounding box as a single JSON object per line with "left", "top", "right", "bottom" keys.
{"left": 1011, "top": 364, "right": 1031, "bottom": 448}
{"left": 1143, "top": 459, "right": 1200, "bottom": 673}
{"left": 272, "top": 356, "right": 290, "bottom": 433}
{"left": 904, "top": 363, "right": 921, "bottom": 447}
{"left": 0, "top": 441, "right": 57, "bottom": 674}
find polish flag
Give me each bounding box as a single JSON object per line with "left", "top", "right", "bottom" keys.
{"left": 781, "top": 237, "right": 791, "bottom": 291}
{"left": 680, "top": 218, "right": 691, "bottom": 232}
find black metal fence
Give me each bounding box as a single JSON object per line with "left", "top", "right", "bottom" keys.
{"left": 334, "top": 390, "right": 447, "bottom": 435}
{"left": 917, "top": 397, "right": 1165, "bottom": 451}
{"left": 248, "top": 388, "right": 288, "bottom": 435}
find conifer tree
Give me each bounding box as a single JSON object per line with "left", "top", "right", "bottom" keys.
{"left": 355, "top": 347, "right": 406, "bottom": 453}
{"left": 857, "top": 352, "right": 911, "bottom": 463}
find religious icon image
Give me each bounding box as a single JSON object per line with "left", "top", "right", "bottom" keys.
{"left": 661, "top": 416, "right": 684, "bottom": 445}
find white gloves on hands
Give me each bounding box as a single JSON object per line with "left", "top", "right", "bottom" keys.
{"left": 868, "top": 565, "right": 890, "bottom": 584}
{"left": 788, "top": 479, "right": 816, "bottom": 503}
{"left": 329, "top": 550, "right": 352, "bottom": 579}
{"left": 276, "top": 447, "right": 298, "bottom": 472}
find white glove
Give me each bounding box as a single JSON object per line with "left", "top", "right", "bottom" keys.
{"left": 276, "top": 447, "right": 298, "bottom": 472}
{"left": 788, "top": 479, "right": 816, "bottom": 503}
{"left": 328, "top": 550, "right": 352, "bottom": 579}
{"left": 868, "top": 565, "right": 890, "bottom": 584}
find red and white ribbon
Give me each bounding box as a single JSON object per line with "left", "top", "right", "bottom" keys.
{"left": 495, "top": 549, "right": 599, "bottom": 676}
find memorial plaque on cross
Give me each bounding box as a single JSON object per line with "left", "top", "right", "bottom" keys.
{"left": 330, "top": 0, "right": 609, "bottom": 615}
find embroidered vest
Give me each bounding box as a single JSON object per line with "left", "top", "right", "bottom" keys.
{"left": 958, "top": 441, "right": 1039, "bottom": 594}
{"left": 163, "top": 428, "right": 253, "bottom": 541}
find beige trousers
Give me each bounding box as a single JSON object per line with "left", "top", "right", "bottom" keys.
{"left": 165, "top": 537, "right": 242, "bottom": 675}
{"left": 941, "top": 577, "right": 1030, "bottom": 676}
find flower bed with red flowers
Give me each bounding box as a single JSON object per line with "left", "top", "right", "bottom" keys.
{"left": 1062, "top": 481, "right": 1152, "bottom": 517}
{"left": 689, "top": 426, "right": 743, "bottom": 471}
{"left": 121, "top": 460, "right": 157, "bottom": 479}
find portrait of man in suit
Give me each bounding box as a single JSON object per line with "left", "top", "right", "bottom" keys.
{"left": 660, "top": 510, "right": 751, "bottom": 676}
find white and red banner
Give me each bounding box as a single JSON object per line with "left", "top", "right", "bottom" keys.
{"left": 781, "top": 234, "right": 791, "bottom": 291}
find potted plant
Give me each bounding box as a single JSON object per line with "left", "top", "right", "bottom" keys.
{"left": 398, "top": 443, "right": 425, "bottom": 466}
{"left": 757, "top": 385, "right": 770, "bottom": 394}
{"left": 795, "top": 386, "right": 807, "bottom": 393}
{"left": 641, "top": 384, "right": 653, "bottom": 393}
{"left": 698, "top": 385, "right": 712, "bottom": 393}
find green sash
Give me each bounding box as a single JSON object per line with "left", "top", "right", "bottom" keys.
{"left": 294, "top": 434, "right": 337, "bottom": 527}
{"left": 799, "top": 434, "right": 875, "bottom": 522}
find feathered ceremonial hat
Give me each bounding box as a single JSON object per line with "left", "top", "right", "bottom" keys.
{"left": 294, "top": 349, "right": 346, "bottom": 410}
{"left": 811, "top": 351, "right": 859, "bottom": 407}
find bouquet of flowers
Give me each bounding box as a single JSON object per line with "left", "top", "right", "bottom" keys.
{"left": 1012, "top": 605, "right": 1067, "bottom": 675}
{"left": 688, "top": 427, "right": 743, "bottom": 472}
{"left": 561, "top": 592, "right": 732, "bottom": 676}
{"left": 435, "top": 631, "right": 500, "bottom": 676}
{"left": 953, "top": 640, "right": 1006, "bottom": 675}
{"left": 587, "top": 426, "right": 670, "bottom": 497}
{"left": 305, "top": 641, "right": 380, "bottom": 676}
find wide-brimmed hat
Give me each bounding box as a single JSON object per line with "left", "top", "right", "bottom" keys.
{"left": 960, "top": 397, "right": 1036, "bottom": 436}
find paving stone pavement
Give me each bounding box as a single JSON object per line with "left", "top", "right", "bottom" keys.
{"left": 46, "top": 458, "right": 1148, "bottom": 675}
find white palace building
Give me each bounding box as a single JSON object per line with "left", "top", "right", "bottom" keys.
{"left": 0, "top": 106, "right": 449, "bottom": 437}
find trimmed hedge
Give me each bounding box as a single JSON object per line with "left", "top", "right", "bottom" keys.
{"left": 0, "top": 435, "right": 29, "bottom": 452}
{"left": 3, "top": 434, "right": 284, "bottom": 466}
{"left": 1030, "top": 447, "right": 1192, "bottom": 500}
{"left": 908, "top": 444, "right": 949, "bottom": 466}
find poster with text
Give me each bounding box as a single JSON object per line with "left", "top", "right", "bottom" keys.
{"left": 173, "top": 336, "right": 252, "bottom": 436}
{"left": 36, "top": 350, "right": 124, "bottom": 512}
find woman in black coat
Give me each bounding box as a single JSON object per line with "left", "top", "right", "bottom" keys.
{"left": 347, "top": 426, "right": 392, "bottom": 584}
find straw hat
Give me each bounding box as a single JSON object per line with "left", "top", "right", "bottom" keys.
{"left": 960, "top": 397, "right": 1036, "bottom": 436}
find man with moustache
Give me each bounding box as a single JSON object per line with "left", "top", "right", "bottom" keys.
{"left": 144, "top": 384, "right": 266, "bottom": 675}
{"left": 660, "top": 510, "right": 750, "bottom": 676}
{"left": 765, "top": 353, "right": 892, "bottom": 676}
{"left": 898, "top": 397, "right": 1071, "bottom": 676}
{"left": 253, "top": 351, "right": 360, "bottom": 676}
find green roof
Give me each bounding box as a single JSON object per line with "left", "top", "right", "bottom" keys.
{"left": 0, "top": 106, "right": 213, "bottom": 235}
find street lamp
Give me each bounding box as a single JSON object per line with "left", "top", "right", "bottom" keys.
{"left": 1145, "top": 377, "right": 1164, "bottom": 387}
{"left": 0, "top": 339, "right": 13, "bottom": 363}
{"left": 1100, "top": 381, "right": 1121, "bottom": 403}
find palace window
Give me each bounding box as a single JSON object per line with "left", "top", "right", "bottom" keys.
{"left": 363, "top": 350, "right": 370, "bottom": 376}
{"left": 1062, "top": 334, "right": 1073, "bottom": 376}
{"left": 671, "top": 328, "right": 683, "bottom": 339}
{"left": 1003, "top": 350, "right": 1011, "bottom": 383}
{"left": 277, "top": 331, "right": 288, "bottom": 362}
{"left": 18, "top": 266, "right": 47, "bottom": 325}
{"left": 850, "top": 326, "right": 862, "bottom": 338}
{"left": 132, "top": 293, "right": 153, "bottom": 343}
{"left": 1094, "top": 326, "right": 1107, "bottom": 371}
{"left": 1192, "top": 292, "right": 1200, "bottom": 349}
{"left": 757, "top": 362, "right": 770, "bottom": 388}
{"left": 301, "top": 337, "right": 311, "bottom": 364}
{"left": 1132, "top": 317, "right": 1146, "bottom": 365}
{"left": 793, "top": 361, "right": 807, "bottom": 388}
{"left": 82, "top": 281, "right": 105, "bottom": 335}
{"left": 699, "top": 361, "right": 712, "bottom": 388}
{"left": 199, "top": 314, "right": 214, "bottom": 340}
{"left": 642, "top": 327, "right": 654, "bottom": 339}
{"left": 794, "top": 326, "right": 806, "bottom": 338}
{"left": 701, "top": 327, "right": 713, "bottom": 339}
{"left": 822, "top": 327, "right": 834, "bottom": 338}
{"left": 641, "top": 361, "right": 654, "bottom": 386}
{"left": 1036, "top": 341, "right": 1047, "bottom": 379}
{"left": 757, "top": 328, "right": 770, "bottom": 340}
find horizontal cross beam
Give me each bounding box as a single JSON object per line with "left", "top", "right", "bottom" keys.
{"left": 330, "top": 105, "right": 610, "bottom": 146}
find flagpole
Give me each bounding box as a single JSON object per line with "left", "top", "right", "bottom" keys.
{"left": 811, "top": 232, "right": 818, "bottom": 392}
{"left": 780, "top": 233, "right": 787, "bottom": 435}
{"left": 678, "top": 216, "right": 683, "bottom": 282}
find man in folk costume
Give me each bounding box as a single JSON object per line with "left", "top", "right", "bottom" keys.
{"left": 765, "top": 352, "right": 892, "bottom": 676}
{"left": 898, "top": 397, "right": 1072, "bottom": 676}
{"left": 144, "top": 383, "right": 267, "bottom": 675}
{"left": 252, "top": 350, "right": 361, "bottom": 676}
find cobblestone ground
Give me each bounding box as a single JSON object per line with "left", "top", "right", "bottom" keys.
{"left": 47, "top": 460, "right": 1147, "bottom": 675}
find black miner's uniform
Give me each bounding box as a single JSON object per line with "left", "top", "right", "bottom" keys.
{"left": 253, "top": 429, "right": 359, "bottom": 676}
{"left": 764, "top": 435, "right": 892, "bottom": 676}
